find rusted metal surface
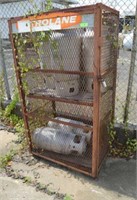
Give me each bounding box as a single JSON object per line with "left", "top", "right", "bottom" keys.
{"left": 8, "top": 3, "right": 119, "bottom": 177}
{"left": 92, "top": 5, "right": 102, "bottom": 178}
{"left": 8, "top": 20, "right": 32, "bottom": 152}
{"left": 97, "top": 8, "right": 119, "bottom": 169}
{"left": 29, "top": 68, "right": 94, "bottom": 76}
{"left": 26, "top": 113, "right": 93, "bottom": 132}
{"left": 9, "top": 4, "right": 96, "bottom": 24}
{"left": 32, "top": 151, "right": 92, "bottom": 176}
{"left": 27, "top": 94, "right": 93, "bottom": 106}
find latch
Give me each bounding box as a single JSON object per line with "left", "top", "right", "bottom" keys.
{"left": 98, "top": 76, "right": 107, "bottom": 88}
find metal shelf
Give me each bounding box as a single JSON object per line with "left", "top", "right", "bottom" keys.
{"left": 26, "top": 112, "right": 93, "bottom": 131}
{"left": 29, "top": 68, "right": 94, "bottom": 76}
{"left": 27, "top": 92, "right": 93, "bottom": 106}
{"left": 32, "top": 150, "right": 92, "bottom": 176}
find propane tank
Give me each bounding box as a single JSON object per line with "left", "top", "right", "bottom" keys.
{"left": 53, "top": 29, "right": 81, "bottom": 81}
{"left": 82, "top": 29, "right": 94, "bottom": 92}
{"left": 55, "top": 79, "right": 79, "bottom": 97}
{"left": 39, "top": 30, "right": 81, "bottom": 92}
{"left": 39, "top": 32, "right": 63, "bottom": 70}
{"left": 39, "top": 32, "right": 63, "bottom": 89}
{"left": 53, "top": 30, "right": 81, "bottom": 96}
{"left": 83, "top": 29, "right": 94, "bottom": 72}
{"left": 32, "top": 127, "right": 86, "bottom": 155}
{"left": 47, "top": 117, "right": 92, "bottom": 144}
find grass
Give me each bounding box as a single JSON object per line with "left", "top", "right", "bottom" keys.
{"left": 0, "top": 150, "right": 16, "bottom": 168}
{"left": 64, "top": 195, "right": 73, "bottom": 200}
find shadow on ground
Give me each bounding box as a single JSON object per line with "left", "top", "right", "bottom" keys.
{"left": 38, "top": 156, "right": 136, "bottom": 200}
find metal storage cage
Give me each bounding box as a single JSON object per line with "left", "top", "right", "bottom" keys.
{"left": 8, "top": 3, "right": 119, "bottom": 177}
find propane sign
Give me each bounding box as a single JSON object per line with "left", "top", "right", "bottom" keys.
{"left": 12, "top": 13, "right": 94, "bottom": 33}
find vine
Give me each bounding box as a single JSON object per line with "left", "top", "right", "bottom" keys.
{"left": 108, "top": 120, "right": 137, "bottom": 158}
{"left": 11, "top": 0, "right": 56, "bottom": 141}
{"left": 4, "top": 92, "right": 19, "bottom": 117}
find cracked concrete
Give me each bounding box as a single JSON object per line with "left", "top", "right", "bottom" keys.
{"left": 0, "top": 176, "right": 55, "bottom": 200}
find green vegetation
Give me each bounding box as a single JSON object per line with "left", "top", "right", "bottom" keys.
{"left": 0, "top": 150, "right": 16, "bottom": 168}
{"left": 64, "top": 195, "right": 73, "bottom": 200}
{"left": 4, "top": 92, "right": 19, "bottom": 117}
{"left": 0, "top": 75, "right": 5, "bottom": 105}
{"left": 108, "top": 120, "right": 137, "bottom": 158}
{"left": 23, "top": 176, "right": 32, "bottom": 184}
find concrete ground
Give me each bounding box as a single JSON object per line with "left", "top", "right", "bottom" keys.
{"left": 0, "top": 129, "right": 18, "bottom": 156}
{"left": 0, "top": 176, "right": 53, "bottom": 200}
{"left": 0, "top": 129, "right": 136, "bottom": 200}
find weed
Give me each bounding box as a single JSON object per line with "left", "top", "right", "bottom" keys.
{"left": 64, "top": 195, "right": 73, "bottom": 200}
{"left": 108, "top": 121, "right": 137, "bottom": 158}
{"left": 0, "top": 75, "right": 5, "bottom": 106}
{"left": 23, "top": 176, "right": 32, "bottom": 184}
{"left": 4, "top": 92, "right": 19, "bottom": 117}
{"left": 0, "top": 150, "right": 16, "bottom": 168}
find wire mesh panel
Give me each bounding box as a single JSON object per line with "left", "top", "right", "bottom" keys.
{"left": 8, "top": 4, "right": 119, "bottom": 177}
{"left": 98, "top": 7, "right": 119, "bottom": 167}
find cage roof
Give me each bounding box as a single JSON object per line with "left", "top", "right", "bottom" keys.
{"left": 0, "top": 0, "right": 27, "bottom": 3}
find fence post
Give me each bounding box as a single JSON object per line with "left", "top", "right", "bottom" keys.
{"left": 123, "top": 2, "right": 137, "bottom": 123}
{"left": 0, "top": 32, "right": 11, "bottom": 100}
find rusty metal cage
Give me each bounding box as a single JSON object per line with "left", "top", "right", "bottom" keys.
{"left": 8, "top": 3, "right": 119, "bottom": 177}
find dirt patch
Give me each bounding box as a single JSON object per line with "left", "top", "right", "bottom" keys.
{"left": 0, "top": 130, "right": 19, "bottom": 156}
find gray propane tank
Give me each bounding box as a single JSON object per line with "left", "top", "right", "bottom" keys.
{"left": 53, "top": 30, "right": 82, "bottom": 96}
{"left": 39, "top": 30, "right": 81, "bottom": 80}
{"left": 32, "top": 127, "right": 86, "bottom": 155}
{"left": 53, "top": 29, "right": 81, "bottom": 81}
{"left": 47, "top": 117, "right": 92, "bottom": 144}
{"left": 39, "top": 30, "right": 81, "bottom": 91}
{"left": 39, "top": 32, "right": 63, "bottom": 70}
{"left": 39, "top": 32, "right": 64, "bottom": 89}
{"left": 82, "top": 29, "right": 94, "bottom": 92}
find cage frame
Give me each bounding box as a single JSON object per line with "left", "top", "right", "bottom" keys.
{"left": 8, "top": 3, "right": 119, "bottom": 177}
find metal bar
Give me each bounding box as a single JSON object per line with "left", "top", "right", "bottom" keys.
{"left": 99, "top": 3, "right": 119, "bottom": 15}
{"left": 32, "top": 151, "right": 92, "bottom": 176}
{"left": 27, "top": 94, "right": 93, "bottom": 106}
{"left": 92, "top": 5, "right": 102, "bottom": 178}
{"left": 26, "top": 112, "right": 93, "bottom": 131}
{"left": 96, "top": 7, "right": 119, "bottom": 173}
{"left": 45, "top": 116, "right": 93, "bottom": 131}
{"left": 57, "top": 113, "right": 93, "bottom": 125}
{"left": 9, "top": 4, "right": 96, "bottom": 24}
{"left": 0, "top": 0, "right": 27, "bottom": 4}
{"left": 8, "top": 20, "right": 32, "bottom": 152}
{"left": 100, "top": 68, "right": 115, "bottom": 77}
{"left": 123, "top": 2, "right": 137, "bottom": 123}
{"left": 0, "top": 32, "right": 11, "bottom": 100}
{"left": 29, "top": 68, "right": 94, "bottom": 76}
{"left": 27, "top": 109, "right": 93, "bottom": 125}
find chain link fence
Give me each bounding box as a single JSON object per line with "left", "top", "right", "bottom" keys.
{"left": 0, "top": 0, "right": 136, "bottom": 125}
